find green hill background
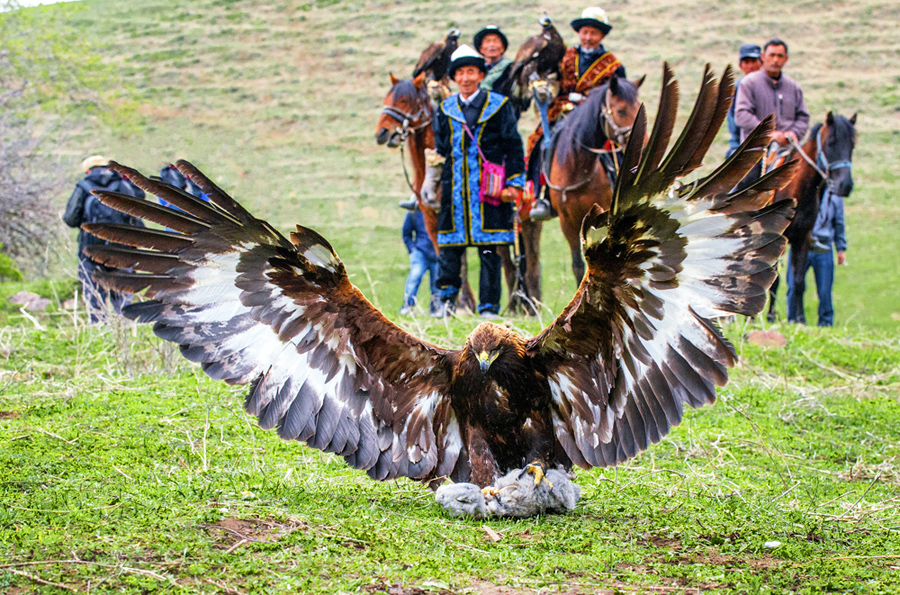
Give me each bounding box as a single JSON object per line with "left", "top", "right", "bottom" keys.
{"left": 28, "top": 0, "right": 900, "bottom": 330}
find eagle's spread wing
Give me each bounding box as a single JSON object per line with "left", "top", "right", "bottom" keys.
{"left": 82, "top": 162, "right": 463, "bottom": 483}
{"left": 526, "top": 64, "right": 797, "bottom": 468}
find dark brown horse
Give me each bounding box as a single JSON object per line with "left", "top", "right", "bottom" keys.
{"left": 376, "top": 74, "right": 521, "bottom": 314}
{"left": 542, "top": 75, "right": 644, "bottom": 282}
{"left": 767, "top": 112, "right": 856, "bottom": 323}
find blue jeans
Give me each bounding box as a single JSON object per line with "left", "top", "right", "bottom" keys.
{"left": 787, "top": 249, "right": 835, "bottom": 327}
{"left": 403, "top": 249, "right": 439, "bottom": 311}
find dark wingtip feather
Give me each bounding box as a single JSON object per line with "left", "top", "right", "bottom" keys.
{"left": 91, "top": 191, "right": 210, "bottom": 235}
{"left": 681, "top": 64, "right": 736, "bottom": 174}
{"left": 634, "top": 62, "right": 679, "bottom": 184}
{"left": 174, "top": 160, "right": 254, "bottom": 222}
{"left": 612, "top": 104, "right": 648, "bottom": 211}
{"left": 690, "top": 114, "right": 778, "bottom": 199}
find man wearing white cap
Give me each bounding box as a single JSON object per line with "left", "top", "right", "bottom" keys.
{"left": 432, "top": 45, "right": 526, "bottom": 319}
{"left": 528, "top": 6, "right": 627, "bottom": 220}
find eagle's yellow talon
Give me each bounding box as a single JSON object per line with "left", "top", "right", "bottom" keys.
{"left": 482, "top": 486, "right": 500, "bottom": 498}
{"left": 525, "top": 463, "right": 553, "bottom": 488}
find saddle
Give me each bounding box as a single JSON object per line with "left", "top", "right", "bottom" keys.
{"left": 764, "top": 142, "right": 794, "bottom": 174}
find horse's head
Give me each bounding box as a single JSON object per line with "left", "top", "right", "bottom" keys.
{"left": 376, "top": 72, "right": 431, "bottom": 148}
{"left": 817, "top": 112, "right": 857, "bottom": 197}
{"left": 601, "top": 75, "right": 643, "bottom": 146}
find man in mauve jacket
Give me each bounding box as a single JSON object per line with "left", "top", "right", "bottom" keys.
{"left": 734, "top": 38, "right": 809, "bottom": 188}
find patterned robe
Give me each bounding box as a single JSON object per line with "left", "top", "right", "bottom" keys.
{"left": 434, "top": 92, "right": 525, "bottom": 246}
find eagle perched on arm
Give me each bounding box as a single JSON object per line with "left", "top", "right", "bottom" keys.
{"left": 83, "top": 64, "right": 795, "bottom": 515}
{"left": 504, "top": 16, "right": 566, "bottom": 114}
{"left": 413, "top": 28, "right": 460, "bottom": 82}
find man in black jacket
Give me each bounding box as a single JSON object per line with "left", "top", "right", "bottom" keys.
{"left": 63, "top": 155, "right": 146, "bottom": 322}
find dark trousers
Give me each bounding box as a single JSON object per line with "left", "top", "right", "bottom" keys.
{"left": 437, "top": 245, "right": 502, "bottom": 314}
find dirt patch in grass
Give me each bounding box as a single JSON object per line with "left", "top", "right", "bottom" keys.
{"left": 203, "top": 516, "right": 305, "bottom": 549}
{"left": 0, "top": 410, "right": 19, "bottom": 419}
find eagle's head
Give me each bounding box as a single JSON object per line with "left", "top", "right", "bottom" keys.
{"left": 464, "top": 322, "right": 524, "bottom": 374}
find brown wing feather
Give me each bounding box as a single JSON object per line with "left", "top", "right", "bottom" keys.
{"left": 526, "top": 65, "right": 795, "bottom": 469}
{"left": 86, "top": 162, "right": 463, "bottom": 484}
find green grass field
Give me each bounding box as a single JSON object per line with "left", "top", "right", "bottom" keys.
{"left": 2, "top": 0, "right": 900, "bottom": 592}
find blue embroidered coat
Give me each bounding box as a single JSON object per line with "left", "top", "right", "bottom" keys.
{"left": 434, "top": 91, "right": 525, "bottom": 246}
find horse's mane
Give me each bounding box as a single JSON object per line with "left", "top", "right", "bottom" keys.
{"left": 390, "top": 79, "right": 427, "bottom": 104}
{"left": 549, "top": 77, "right": 640, "bottom": 165}
{"left": 808, "top": 122, "right": 824, "bottom": 142}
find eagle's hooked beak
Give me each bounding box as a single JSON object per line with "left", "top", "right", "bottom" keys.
{"left": 478, "top": 351, "right": 497, "bottom": 373}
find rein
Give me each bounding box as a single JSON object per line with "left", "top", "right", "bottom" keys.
{"left": 382, "top": 98, "right": 433, "bottom": 195}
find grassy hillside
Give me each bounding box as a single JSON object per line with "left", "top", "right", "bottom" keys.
{"left": 31, "top": 0, "right": 900, "bottom": 331}
{"left": 1, "top": 0, "right": 899, "bottom": 592}
{"left": 1, "top": 311, "right": 899, "bottom": 593}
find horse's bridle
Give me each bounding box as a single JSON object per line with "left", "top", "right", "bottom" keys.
{"left": 380, "top": 103, "right": 433, "bottom": 144}
{"left": 789, "top": 127, "right": 852, "bottom": 192}
{"left": 380, "top": 98, "right": 433, "bottom": 196}
{"left": 602, "top": 87, "right": 634, "bottom": 146}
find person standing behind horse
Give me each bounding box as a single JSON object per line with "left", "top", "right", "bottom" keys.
{"left": 400, "top": 209, "right": 440, "bottom": 316}
{"left": 63, "top": 155, "right": 146, "bottom": 322}
{"left": 725, "top": 44, "right": 762, "bottom": 158}
{"left": 787, "top": 188, "right": 847, "bottom": 326}
{"left": 529, "top": 6, "right": 627, "bottom": 221}
{"left": 734, "top": 38, "right": 809, "bottom": 188}
{"left": 160, "top": 163, "right": 204, "bottom": 199}
{"left": 475, "top": 26, "right": 514, "bottom": 99}
{"left": 433, "top": 45, "right": 525, "bottom": 319}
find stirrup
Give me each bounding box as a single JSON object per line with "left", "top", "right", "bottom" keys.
{"left": 529, "top": 199, "right": 553, "bottom": 221}
{"left": 398, "top": 195, "right": 418, "bottom": 211}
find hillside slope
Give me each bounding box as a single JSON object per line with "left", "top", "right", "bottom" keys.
{"left": 35, "top": 0, "right": 900, "bottom": 329}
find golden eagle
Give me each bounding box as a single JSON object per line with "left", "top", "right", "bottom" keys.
{"left": 83, "top": 65, "right": 794, "bottom": 495}
{"left": 505, "top": 16, "right": 566, "bottom": 112}
{"left": 412, "top": 27, "right": 460, "bottom": 82}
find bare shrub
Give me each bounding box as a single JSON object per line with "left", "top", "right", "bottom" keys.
{"left": 0, "top": 117, "right": 66, "bottom": 276}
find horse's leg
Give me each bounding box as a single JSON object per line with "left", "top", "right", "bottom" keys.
{"left": 520, "top": 219, "right": 542, "bottom": 312}
{"left": 559, "top": 215, "right": 585, "bottom": 283}
{"left": 787, "top": 245, "right": 808, "bottom": 325}
{"left": 767, "top": 269, "right": 780, "bottom": 323}
{"left": 458, "top": 251, "right": 477, "bottom": 313}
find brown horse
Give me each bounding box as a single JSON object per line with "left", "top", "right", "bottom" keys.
{"left": 542, "top": 75, "right": 644, "bottom": 282}
{"left": 766, "top": 112, "right": 856, "bottom": 323}
{"left": 376, "top": 74, "right": 521, "bottom": 313}
{"left": 375, "top": 73, "right": 437, "bottom": 241}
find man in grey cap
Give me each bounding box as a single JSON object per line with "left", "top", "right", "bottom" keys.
{"left": 725, "top": 44, "right": 762, "bottom": 158}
